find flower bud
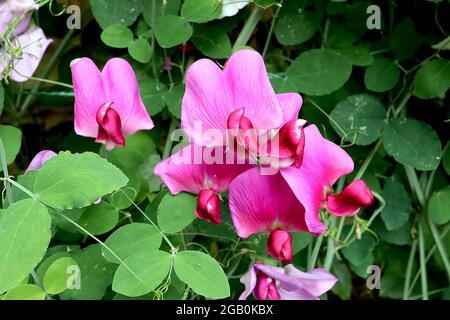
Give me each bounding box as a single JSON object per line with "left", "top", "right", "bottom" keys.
{"left": 195, "top": 189, "right": 221, "bottom": 224}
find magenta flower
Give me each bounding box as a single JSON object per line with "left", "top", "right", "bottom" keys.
{"left": 281, "top": 125, "right": 374, "bottom": 235}
{"left": 228, "top": 167, "right": 308, "bottom": 262}
{"left": 240, "top": 263, "right": 337, "bottom": 300}
{"left": 70, "top": 58, "right": 154, "bottom": 150}
{"left": 25, "top": 150, "right": 57, "bottom": 173}
{"left": 0, "top": 1, "right": 52, "bottom": 83}
{"left": 181, "top": 49, "right": 305, "bottom": 168}
{"left": 154, "top": 144, "right": 252, "bottom": 224}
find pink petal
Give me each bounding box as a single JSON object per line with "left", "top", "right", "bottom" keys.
{"left": 229, "top": 168, "right": 307, "bottom": 238}
{"left": 195, "top": 189, "right": 221, "bottom": 224}
{"left": 71, "top": 57, "right": 106, "bottom": 138}
{"left": 326, "top": 180, "right": 374, "bottom": 216}
{"left": 223, "top": 49, "right": 283, "bottom": 130}
{"left": 281, "top": 125, "right": 354, "bottom": 234}
{"left": 101, "top": 58, "right": 154, "bottom": 136}
{"left": 283, "top": 265, "right": 338, "bottom": 297}
{"left": 25, "top": 150, "right": 57, "bottom": 173}
{"left": 8, "top": 27, "right": 52, "bottom": 83}
{"left": 154, "top": 144, "right": 252, "bottom": 195}
{"left": 277, "top": 93, "right": 303, "bottom": 124}
{"left": 181, "top": 58, "right": 233, "bottom": 146}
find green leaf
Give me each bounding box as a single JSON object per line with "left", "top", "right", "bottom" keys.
{"left": 60, "top": 244, "right": 116, "bottom": 300}
{"left": 373, "top": 218, "right": 412, "bottom": 246}
{"left": 3, "top": 284, "right": 46, "bottom": 300}
{"left": 0, "top": 125, "right": 22, "bottom": 168}
{"left": 166, "top": 85, "right": 185, "bottom": 119}
{"left": 143, "top": 0, "right": 181, "bottom": 27}
{"left": 157, "top": 192, "right": 197, "bottom": 234}
{"left": 43, "top": 257, "right": 79, "bottom": 295}
{"left": 0, "top": 199, "right": 51, "bottom": 293}
{"left": 174, "top": 251, "right": 230, "bottom": 299}
{"left": 364, "top": 57, "right": 400, "bottom": 92}
{"left": 128, "top": 38, "right": 152, "bottom": 63}
{"left": 103, "top": 223, "right": 163, "bottom": 264}
{"left": 112, "top": 250, "right": 172, "bottom": 297}
{"left": 413, "top": 59, "right": 450, "bottom": 99}
{"left": 154, "top": 15, "right": 193, "bottom": 48}
{"left": 100, "top": 25, "right": 134, "bottom": 48}
{"left": 381, "top": 178, "right": 412, "bottom": 231}
{"left": 383, "top": 118, "right": 442, "bottom": 171}
{"left": 90, "top": 0, "right": 145, "bottom": 29}
{"left": 342, "top": 233, "right": 376, "bottom": 266}
{"left": 181, "top": 0, "right": 221, "bottom": 23}
{"left": 331, "top": 260, "right": 351, "bottom": 300}
{"left": 389, "top": 18, "right": 422, "bottom": 61}
{"left": 274, "top": 0, "right": 324, "bottom": 45}
{"left": 334, "top": 46, "right": 374, "bottom": 66}
{"left": 191, "top": 25, "right": 232, "bottom": 59}
{"left": 429, "top": 187, "right": 450, "bottom": 225}
{"left": 34, "top": 151, "right": 128, "bottom": 210}
{"left": 330, "top": 94, "right": 386, "bottom": 145}
{"left": 285, "top": 49, "right": 352, "bottom": 95}
{"left": 140, "top": 79, "right": 168, "bottom": 116}
{"left": 78, "top": 203, "right": 119, "bottom": 236}
{"left": 292, "top": 232, "right": 312, "bottom": 254}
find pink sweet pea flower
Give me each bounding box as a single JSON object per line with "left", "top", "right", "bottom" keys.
{"left": 240, "top": 263, "right": 337, "bottom": 300}
{"left": 70, "top": 57, "right": 154, "bottom": 150}
{"left": 154, "top": 144, "right": 252, "bottom": 224}
{"left": 181, "top": 49, "right": 306, "bottom": 169}
{"left": 281, "top": 125, "right": 374, "bottom": 235}
{"left": 228, "top": 167, "right": 308, "bottom": 262}
{"left": 25, "top": 150, "right": 57, "bottom": 173}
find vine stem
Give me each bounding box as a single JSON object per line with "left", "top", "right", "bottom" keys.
{"left": 262, "top": 0, "right": 283, "bottom": 58}
{"left": 403, "top": 239, "right": 418, "bottom": 300}
{"left": 162, "top": 119, "right": 177, "bottom": 160}
{"left": 418, "top": 219, "right": 428, "bottom": 300}
{"left": 308, "top": 233, "right": 324, "bottom": 270}
{"left": 427, "top": 216, "right": 450, "bottom": 281}
{"left": 232, "top": 6, "right": 263, "bottom": 51}
{"left": 0, "top": 137, "right": 14, "bottom": 206}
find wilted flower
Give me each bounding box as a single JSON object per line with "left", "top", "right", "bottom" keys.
{"left": 70, "top": 57, "right": 154, "bottom": 150}
{"left": 240, "top": 263, "right": 337, "bottom": 300}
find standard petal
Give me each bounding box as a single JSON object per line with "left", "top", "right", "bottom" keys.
{"left": 220, "top": 0, "right": 251, "bottom": 18}
{"left": 25, "top": 150, "right": 57, "bottom": 173}
{"left": 8, "top": 27, "right": 52, "bottom": 83}
{"left": 181, "top": 58, "right": 233, "bottom": 146}
{"left": 101, "top": 58, "right": 154, "bottom": 136}
{"left": 284, "top": 265, "right": 337, "bottom": 297}
{"left": 326, "top": 180, "right": 374, "bottom": 216}
{"left": 281, "top": 125, "right": 354, "bottom": 234}
{"left": 277, "top": 93, "right": 303, "bottom": 124}
{"left": 238, "top": 265, "right": 257, "bottom": 300}
{"left": 71, "top": 57, "right": 106, "bottom": 138}
{"left": 154, "top": 144, "right": 252, "bottom": 195}
{"left": 229, "top": 168, "right": 307, "bottom": 238}
{"left": 223, "top": 49, "right": 283, "bottom": 130}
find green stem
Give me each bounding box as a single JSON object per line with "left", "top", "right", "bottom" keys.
{"left": 162, "top": 119, "right": 178, "bottom": 159}
{"left": 427, "top": 216, "right": 450, "bottom": 281}
{"left": 403, "top": 239, "right": 417, "bottom": 300}
{"left": 393, "top": 92, "right": 412, "bottom": 118}
{"left": 0, "top": 137, "right": 14, "bottom": 206}
{"left": 28, "top": 77, "right": 73, "bottom": 89}
{"left": 405, "top": 166, "right": 426, "bottom": 206}
{"left": 232, "top": 7, "right": 263, "bottom": 51}
{"left": 262, "top": 0, "right": 283, "bottom": 58}
{"left": 354, "top": 139, "right": 382, "bottom": 180}
{"left": 418, "top": 220, "right": 429, "bottom": 300}
{"left": 308, "top": 234, "right": 324, "bottom": 270}
{"left": 3, "top": 178, "right": 36, "bottom": 200}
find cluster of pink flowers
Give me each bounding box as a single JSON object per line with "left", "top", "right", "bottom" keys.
{"left": 27, "top": 49, "right": 374, "bottom": 301}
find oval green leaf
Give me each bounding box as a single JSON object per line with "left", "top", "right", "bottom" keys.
{"left": 128, "top": 38, "right": 152, "bottom": 63}
{"left": 413, "top": 59, "right": 450, "bottom": 99}
{"left": 154, "top": 15, "right": 193, "bottom": 48}
{"left": 0, "top": 125, "right": 22, "bottom": 168}
{"left": 364, "top": 57, "right": 400, "bottom": 92}
{"left": 3, "top": 284, "right": 46, "bottom": 300}
{"left": 429, "top": 187, "right": 450, "bottom": 225}
{"left": 101, "top": 24, "right": 134, "bottom": 48}
{"left": 157, "top": 192, "right": 197, "bottom": 234}
{"left": 43, "top": 257, "right": 79, "bottom": 295}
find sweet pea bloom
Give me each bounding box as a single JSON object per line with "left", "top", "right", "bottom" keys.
{"left": 70, "top": 58, "right": 154, "bottom": 150}
{"left": 281, "top": 125, "right": 374, "bottom": 235}
{"left": 155, "top": 144, "right": 252, "bottom": 224}
{"left": 182, "top": 49, "right": 305, "bottom": 169}
{"left": 219, "top": 0, "right": 251, "bottom": 18}
{"left": 228, "top": 167, "right": 308, "bottom": 262}
{"left": 240, "top": 263, "right": 337, "bottom": 300}
{"left": 0, "top": 0, "right": 52, "bottom": 83}
{"left": 25, "top": 150, "right": 57, "bottom": 173}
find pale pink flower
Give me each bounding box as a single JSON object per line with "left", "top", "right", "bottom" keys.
{"left": 25, "top": 150, "right": 57, "bottom": 173}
